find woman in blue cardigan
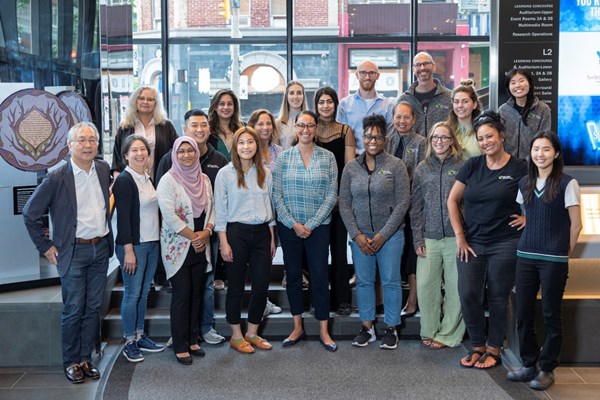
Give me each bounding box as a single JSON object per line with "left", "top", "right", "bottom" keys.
{"left": 113, "top": 135, "right": 165, "bottom": 363}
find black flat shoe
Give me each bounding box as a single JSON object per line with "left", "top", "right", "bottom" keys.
{"left": 79, "top": 361, "right": 100, "bottom": 379}
{"left": 282, "top": 332, "right": 306, "bottom": 347}
{"left": 189, "top": 347, "right": 206, "bottom": 357}
{"left": 319, "top": 339, "right": 338, "bottom": 352}
{"left": 64, "top": 364, "right": 85, "bottom": 383}
{"left": 175, "top": 354, "right": 193, "bottom": 365}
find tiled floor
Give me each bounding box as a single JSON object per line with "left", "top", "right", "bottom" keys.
{"left": 0, "top": 344, "right": 117, "bottom": 400}
{"left": 1, "top": 349, "right": 599, "bottom": 399}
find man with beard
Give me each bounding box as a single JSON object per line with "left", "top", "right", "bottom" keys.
{"left": 398, "top": 52, "right": 452, "bottom": 137}
{"left": 337, "top": 60, "right": 395, "bottom": 154}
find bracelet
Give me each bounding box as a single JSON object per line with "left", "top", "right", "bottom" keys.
{"left": 205, "top": 227, "right": 213, "bottom": 235}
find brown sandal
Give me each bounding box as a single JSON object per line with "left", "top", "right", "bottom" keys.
{"left": 428, "top": 340, "right": 446, "bottom": 350}
{"left": 421, "top": 338, "right": 433, "bottom": 347}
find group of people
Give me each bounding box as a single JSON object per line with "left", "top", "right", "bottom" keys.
{"left": 22, "top": 52, "right": 581, "bottom": 392}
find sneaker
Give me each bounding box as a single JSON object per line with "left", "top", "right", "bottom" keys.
{"left": 202, "top": 328, "right": 226, "bottom": 345}
{"left": 380, "top": 326, "right": 398, "bottom": 349}
{"left": 352, "top": 326, "right": 376, "bottom": 347}
{"left": 137, "top": 335, "right": 165, "bottom": 352}
{"left": 123, "top": 341, "right": 144, "bottom": 362}
{"left": 263, "top": 299, "right": 282, "bottom": 317}
{"left": 166, "top": 337, "right": 173, "bottom": 347}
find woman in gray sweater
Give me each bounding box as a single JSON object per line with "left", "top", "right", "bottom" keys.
{"left": 339, "top": 114, "right": 410, "bottom": 350}
{"left": 410, "top": 122, "right": 465, "bottom": 350}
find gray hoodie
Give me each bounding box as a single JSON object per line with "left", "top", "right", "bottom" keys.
{"left": 385, "top": 130, "right": 426, "bottom": 182}
{"left": 339, "top": 152, "right": 410, "bottom": 241}
{"left": 410, "top": 154, "right": 465, "bottom": 250}
{"left": 398, "top": 79, "right": 452, "bottom": 137}
{"left": 498, "top": 97, "right": 551, "bottom": 159}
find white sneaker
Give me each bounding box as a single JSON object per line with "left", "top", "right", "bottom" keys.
{"left": 202, "top": 328, "right": 226, "bottom": 345}
{"left": 263, "top": 299, "right": 282, "bottom": 317}
{"left": 166, "top": 337, "right": 173, "bottom": 347}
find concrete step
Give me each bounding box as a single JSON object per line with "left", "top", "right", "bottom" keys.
{"left": 102, "top": 308, "right": 422, "bottom": 340}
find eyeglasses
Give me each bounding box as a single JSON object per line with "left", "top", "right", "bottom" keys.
{"left": 363, "top": 134, "right": 385, "bottom": 142}
{"left": 75, "top": 137, "right": 98, "bottom": 145}
{"left": 295, "top": 123, "right": 317, "bottom": 130}
{"left": 413, "top": 61, "right": 433, "bottom": 68}
{"left": 176, "top": 148, "right": 197, "bottom": 155}
{"left": 431, "top": 135, "right": 452, "bottom": 142}
{"left": 357, "top": 71, "right": 378, "bottom": 78}
{"left": 137, "top": 96, "right": 156, "bottom": 102}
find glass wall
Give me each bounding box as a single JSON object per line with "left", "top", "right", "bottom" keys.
{"left": 1, "top": 1, "right": 491, "bottom": 160}
{"left": 122, "top": 0, "right": 490, "bottom": 150}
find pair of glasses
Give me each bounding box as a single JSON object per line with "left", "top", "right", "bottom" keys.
{"left": 431, "top": 135, "right": 452, "bottom": 142}
{"left": 357, "top": 71, "right": 378, "bottom": 78}
{"left": 295, "top": 123, "right": 317, "bottom": 130}
{"left": 76, "top": 138, "right": 98, "bottom": 145}
{"left": 137, "top": 96, "right": 156, "bottom": 102}
{"left": 176, "top": 148, "right": 197, "bottom": 155}
{"left": 363, "top": 134, "right": 385, "bottom": 142}
{"left": 414, "top": 61, "right": 433, "bottom": 68}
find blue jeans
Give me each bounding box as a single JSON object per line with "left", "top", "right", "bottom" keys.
{"left": 116, "top": 241, "right": 159, "bottom": 340}
{"left": 457, "top": 237, "right": 518, "bottom": 348}
{"left": 60, "top": 239, "right": 110, "bottom": 368}
{"left": 351, "top": 229, "right": 404, "bottom": 326}
{"left": 199, "top": 270, "right": 215, "bottom": 336}
{"left": 278, "top": 222, "right": 331, "bottom": 321}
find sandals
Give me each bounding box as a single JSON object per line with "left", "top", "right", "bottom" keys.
{"left": 474, "top": 351, "right": 501, "bottom": 369}
{"left": 421, "top": 339, "right": 433, "bottom": 348}
{"left": 460, "top": 350, "right": 484, "bottom": 368}
{"left": 428, "top": 340, "right": 446, "bottom": 350}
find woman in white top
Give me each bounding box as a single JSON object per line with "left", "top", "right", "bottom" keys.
{"left": 214, "top": 127, "right": 276, "bottom": 354}
{"left": 156, "top": 137, "right": 214, "bottom": 365}
{"left": 113, "top": 135, "right": 164, "bottom": 362}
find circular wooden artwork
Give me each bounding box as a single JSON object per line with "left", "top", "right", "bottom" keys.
{"left": 0, "top": 89, "right": 73, "bottom": 171}
{"left": 57, "top": 91, "right": 93, "bottom": 124}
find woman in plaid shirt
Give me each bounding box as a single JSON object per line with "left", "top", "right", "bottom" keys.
{"left": 272, "top": 110, "right": 339, "bottom": 352}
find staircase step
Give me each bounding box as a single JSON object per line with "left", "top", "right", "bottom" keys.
{"left": 102, "top": 308, "right": 422, "bottom": 340}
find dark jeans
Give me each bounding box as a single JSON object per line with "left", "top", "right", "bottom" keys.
{"left": 224, "top": 222, "right": 271, "bottom": 325}
{"left": 457, "top": 237, "right": 518, "bottom": 348}
{"left": 60, "top": 238, "right": 110, "bottom": 368}
{"left": 329, "top": 212, "right": 351, "bottom": 308}
{"left": 170, "top": 251, "right": 206, "bottom": 354}
{"left": 278, "top": 222, "right": 330, "bottom": 321}
{"left": 516, "top": 257, "right": 568, "bottom": 372}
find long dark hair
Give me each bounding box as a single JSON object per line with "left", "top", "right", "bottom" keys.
{"left": 208, "top": 89, "right": 244, "bottom": 139}
{"left": 314, "top": 87, "right": 339, "bottom": 120}
{"left": 523, "top": 131, "right": 564, "bottom": 204}
{"left": 230, "top": 127, "right": 267, "bottom": 189}
{"left": 505, "top": 68, "right": 535, "bottom": 126}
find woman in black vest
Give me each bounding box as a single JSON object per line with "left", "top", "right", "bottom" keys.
{"left": 507, "top": 131, "right": 582, "bottom": 390}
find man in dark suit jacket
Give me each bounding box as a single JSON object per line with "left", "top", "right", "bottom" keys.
{"left": 23, "top": 122, "right": 114, "bottom": 384}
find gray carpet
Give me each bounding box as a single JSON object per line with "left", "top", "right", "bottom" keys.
{"left": 101, "top": 340, "right": 537, "bottom": 400}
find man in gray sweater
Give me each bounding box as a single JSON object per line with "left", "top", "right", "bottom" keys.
{"left": 398, "top": 52, "right": 452, "bottom": 137}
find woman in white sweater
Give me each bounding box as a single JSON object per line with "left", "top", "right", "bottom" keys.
{"left": 157, "top": 137, "right": 214, "bottom": 365}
